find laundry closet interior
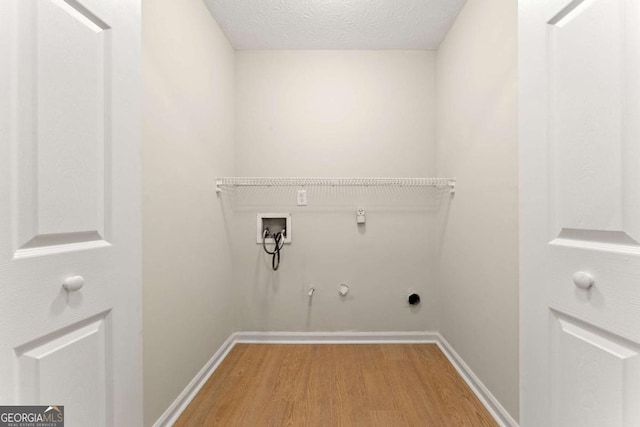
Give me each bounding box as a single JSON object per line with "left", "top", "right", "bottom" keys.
{"left": 143, "top": 0, "right": 517, "bottom": 425}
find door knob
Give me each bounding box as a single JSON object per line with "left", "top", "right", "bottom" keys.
{"left": 63, "top": 275, "right": 85, "bottom": 292}
{"left": 573, "top": 271, "right": 594, "bottom": 290}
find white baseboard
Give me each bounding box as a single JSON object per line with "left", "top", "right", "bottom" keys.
{"left": 154, "top": 331, "right": 518, "bottom": 427}
{"left": 234, "top": 330, "right": 439, "bottom": 344}
{"left": 152, "top": 333, "right": 236, "bottom": 427}
{"left": 436, "top": 333, "right": 519, "bottom": 427}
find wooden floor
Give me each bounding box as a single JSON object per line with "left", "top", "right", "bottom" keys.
{"left": 175, "top": 344, "right": 497, "bottom": 426}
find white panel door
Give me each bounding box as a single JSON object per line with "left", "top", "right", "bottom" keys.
{"left": 0, "top": 0, "right": 141, "bottom": 425}
{"left": 520, "top": 0, "right": 640, "bottom": 425}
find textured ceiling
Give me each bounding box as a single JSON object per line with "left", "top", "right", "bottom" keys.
{"left": 203, "top": 0, "right": 467, "bottom": 50}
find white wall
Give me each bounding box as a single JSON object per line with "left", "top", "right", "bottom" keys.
{"left": 235, "top": 51, "right": 436, "bottom": 177}
{"left": 233, "top": 51, "right": 442, "bottom": 331}
{"left": 142, "top": 0, "right": 235, "bottom": 424}
{"left": 436, "top": 0, "right": 519, "bottom": 421}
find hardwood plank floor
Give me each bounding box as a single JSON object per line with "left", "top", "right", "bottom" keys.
{"left": 174, "top": 344, "right": 498, "bottom": 426}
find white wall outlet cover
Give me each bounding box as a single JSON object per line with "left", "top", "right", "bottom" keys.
{"left": 297, "top": 189, "right": 308, "bottom": 206}
{"left": 356, "top": 207, "right": 366, "bottom": 224}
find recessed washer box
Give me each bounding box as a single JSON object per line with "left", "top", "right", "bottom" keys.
{"left": 257, "top": 213, "right": 292, "bottom": 244}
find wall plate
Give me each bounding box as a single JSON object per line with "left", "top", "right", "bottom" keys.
{"left": 257, "top": 213, "right": 292, "bottom": 244}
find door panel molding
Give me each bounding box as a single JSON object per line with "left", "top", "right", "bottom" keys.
{"left": 550, "top": 309, "right": 640, "bottom": 426}
{"left": 10, "top": 0, "right": 112, "bottom": 254}
{"left": 15, "top": 311, "right": 112, "bottom": 427}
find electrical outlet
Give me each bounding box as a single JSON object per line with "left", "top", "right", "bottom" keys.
{"left": 356, "top": 207, "right": 366, "bottom": 224}
{"left": 297, "top": 190, "right": 308, "bottom": 206}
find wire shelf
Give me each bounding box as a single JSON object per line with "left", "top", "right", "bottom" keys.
{"left": 216, "top": 177, "right": 456, "bottom": 194}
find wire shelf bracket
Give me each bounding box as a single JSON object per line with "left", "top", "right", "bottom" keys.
{"left": 215, "top": 177, "right": 457, "bottom": 194}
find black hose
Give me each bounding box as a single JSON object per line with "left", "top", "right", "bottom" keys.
{"left": 262, "top": 229, "right": 285, "bottom": 271}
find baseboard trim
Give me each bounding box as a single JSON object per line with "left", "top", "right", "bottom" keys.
{"left": 436, "top": 333, "right": 519, "bottom": 427}
{"left": 152, "top": 333, "right": 237, "bottom": 427}
{"left": 234, "top": 330, "right": 439, "bottom": 344}
{"left": 154, "top": 331, "right": 518, "bottom": 427}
